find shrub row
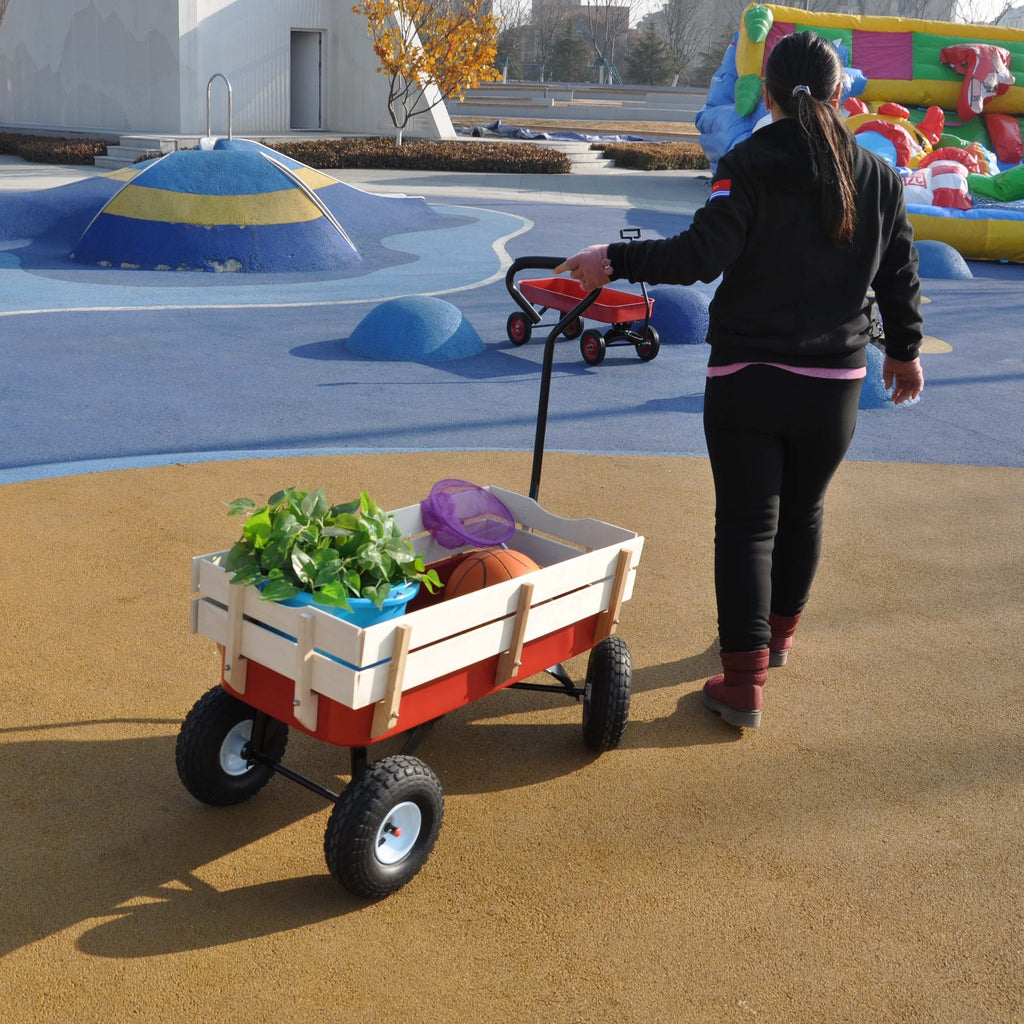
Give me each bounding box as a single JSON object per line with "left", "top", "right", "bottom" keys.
{"left": 1, "top": 130, "right": 713, "bottom": 174}
{"left": 0, "top": 132, "right": 108, "bottom": 165}
{"left": 262, "top": 137, "right": 572, "bottom": 174}
{"left": 593, "top": 141, "right": 709, "bottom": 171}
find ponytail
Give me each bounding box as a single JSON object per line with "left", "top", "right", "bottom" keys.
{"left": 765, "top": 32, "right": 858, "bottom": 247}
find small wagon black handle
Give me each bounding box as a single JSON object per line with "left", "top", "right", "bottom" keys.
{"left": 506, "top": 256, "right": 568, "bottom": 325}
{"left": 507, "top": 256, "right": 604, "bottom": 501}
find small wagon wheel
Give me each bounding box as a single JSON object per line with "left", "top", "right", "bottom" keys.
{"left": 561, "top": 316, "right": 584, "bottom": 340}
{"left": 580, "top": 328, "right": 606, "bottom": 366}
{"left": 324, "top": 754, "right": 444, "bottom": 899}
{"left": 507, "top": 311, "right": 533, "bottom": 346}
{"left": 635, "top": 325, "right": 660, "bottom": 362}
{"left": 175, "top": 686, "right": 289, "bottom": 805}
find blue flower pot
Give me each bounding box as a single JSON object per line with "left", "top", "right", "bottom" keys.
{"left": 279, "top": 580, "right": 419, "bottom": 629}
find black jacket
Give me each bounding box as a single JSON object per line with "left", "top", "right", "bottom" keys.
{"left": 607, "top": 117, "right": 923, "bottom": 368}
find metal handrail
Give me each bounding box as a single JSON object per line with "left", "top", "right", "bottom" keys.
{"left": 206, "top": 73, "right": 233, "bottom": 139}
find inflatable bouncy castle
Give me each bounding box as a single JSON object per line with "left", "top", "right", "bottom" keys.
{"left": 698, "top": 3, "right": 1024, "bottom": 263}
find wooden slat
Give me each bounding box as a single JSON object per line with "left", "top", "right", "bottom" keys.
{"left": 371, "top": 623, "right": 412, "bottom": 739}
{"left": 223, "top": 583, "right": 248, "bottom": 694}
{"left": 594, "top": 548, "right": 633, "bottom": 643}
{"left": 292, "top": 611, "right": 318, "bottom": 731}
{"left": 495, "top": 582, "right": 534, "bottom": 684}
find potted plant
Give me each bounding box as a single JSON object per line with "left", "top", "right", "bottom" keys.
{"left": 223, "top": 486, "right": 441, "bottom": 627}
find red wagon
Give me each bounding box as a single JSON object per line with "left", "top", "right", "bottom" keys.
{"left": 176, "top": 283, "right": 645, "bottom": 900}
{"left": 505, "top": 235, "right": 660, "bottom": 365}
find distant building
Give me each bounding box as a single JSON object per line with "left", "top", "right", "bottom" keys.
{"left": 0, "top": 0, "right": 454, "bottom": 140}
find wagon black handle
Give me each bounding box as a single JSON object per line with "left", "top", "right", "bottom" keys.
{"left": 509, "top": 257, "right": 604, "bottom": 502}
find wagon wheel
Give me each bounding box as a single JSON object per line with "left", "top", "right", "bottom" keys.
{"left": 324, "top": 754, "right": 444, "bottom": 899}
{"left": 562, "top": 316, "right": 584, "bottom": 340}
{"left": 175, "top": 686, "right": 289, "bottom": 806}
{"left": 582, "top": 635, "right": 632, "bottom": 751}
{"left": 506, "top": 311, "right": 532, "bottom": 346}
{"left": 580, "top": 328, "right": 606, "bottom": 366}
{"left": 636, "top": 325, "right": 660, "bottom": 362}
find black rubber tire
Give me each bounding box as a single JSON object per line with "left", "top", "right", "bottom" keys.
{"left": 324, "top": 754, "right": 444, "bottom": 899}
{"left": 562, "top": 316, "right": 584, "bottom": 340}
{"left": 175, "top": 686, "right": 288, "bottom": 806}
{"left": 580, "top": 329, "right": 606, "bottom": 366}
{"left": 507, "top": 311, "right": 532, "bottom": 345}
{"left": 636, "top": 326, "right": 660, "bottom": 361}
{"left": 582, "top": 635, "right": 632, "bottom": 751}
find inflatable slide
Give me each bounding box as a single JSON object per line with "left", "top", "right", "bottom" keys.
{"left": 698, "top": 3, "right": 1024, "bottom": 262}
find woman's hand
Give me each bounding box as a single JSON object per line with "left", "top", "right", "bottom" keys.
{"left": 882, "top": 355, "right": 924, "bottom": 404}
{"left": 554, "top": 245, "right": 612, "bottom": 293}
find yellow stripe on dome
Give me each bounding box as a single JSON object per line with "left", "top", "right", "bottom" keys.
{"left": 293, "top": 166, "right": 342, "bottom": 191}
{"left": 103, "top": 167, "right": 143, "bottom": 182}
{"left": 102, "top": 184, "right": 324, "bottom": 226}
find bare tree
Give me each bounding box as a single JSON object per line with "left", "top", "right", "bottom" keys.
{"left": 660, "top": 0, "right": 714, "bottom": 84}
{"left": 580, "top": 0, "right": 632, "bottom": 72}
{"left": 527, "top": 0, "right": 578, "bottom": 79}
{"left": 949, "top": 0, "right": 1019, "bottom": 23}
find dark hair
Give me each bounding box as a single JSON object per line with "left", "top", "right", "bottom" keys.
{"left": 765, "top": 32, "right": 858, "bottom": 246}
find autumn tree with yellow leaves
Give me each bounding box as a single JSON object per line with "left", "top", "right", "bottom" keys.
{"left": 354, "top": 0, "right": 501, "bottom": 145}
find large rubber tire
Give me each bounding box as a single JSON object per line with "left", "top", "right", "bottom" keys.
{"left": 507, "top": 311, "right": 532, "bottom": 346}
{"left": 580, "top": 329, "right": 606, "bottom": 366}
{"left": 636, "top": 326, "right": 660, "bottom": 362}
{"left": 582, "top": 635, "right": 632, "bottom": 752}
{"left": 175, "top": 686, "right": 288, "bottom": 806}
{"left": 324, "top": 754, "right": 444, "bottom": 899}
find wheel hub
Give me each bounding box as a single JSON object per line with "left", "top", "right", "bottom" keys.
{"left": 374, "top": 801, "right": 422, "bottom": 865}
{"left": 219, "top": 720, "right": 255, "bottom": 776}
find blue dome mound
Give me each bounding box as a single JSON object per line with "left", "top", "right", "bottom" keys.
{"left": 71, "top": 147, "right": 361, "bottom": 272}
{"left": 346, "top": 296, "right": 484, "bottom": 361}
{"left": 645, "top": 285, "right": 711, "bottom": 344}
{"left": 915, "top": 239, "right": 973, "bottom": 280}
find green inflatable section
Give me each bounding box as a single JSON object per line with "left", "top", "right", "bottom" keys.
{"left": 912, "top": 31, "right": 1024, "bottom": 83}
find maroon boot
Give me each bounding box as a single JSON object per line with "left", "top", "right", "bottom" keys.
{"left": 701, "top": 649, "right": 770, "bottom": 729}
{"left": 768, "top": 612, "right": 802, "bottom": 667}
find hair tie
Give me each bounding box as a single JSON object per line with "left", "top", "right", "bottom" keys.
{"left": 792, "top": 84, "right": 812, "bottom": 97}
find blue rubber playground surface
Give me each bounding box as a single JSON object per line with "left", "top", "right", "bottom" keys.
{"left": 1, "top": 156, "right": 1022, "bottom": 482}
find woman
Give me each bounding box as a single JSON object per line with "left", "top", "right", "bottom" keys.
{"left": 555, "top": 31, "right": 924, "bottom": 729}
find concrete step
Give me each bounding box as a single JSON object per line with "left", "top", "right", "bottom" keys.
{"left": 94, "top": 136, "right": 180, "bottom": 170}
{"left": 533, "top": 140, "right": 616, "bottom": 171}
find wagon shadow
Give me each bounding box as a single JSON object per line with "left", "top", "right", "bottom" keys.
{"left": 0, "top": 727, "right": 332, "bottom": 960}
{"left": 76, "top": 874, "right": 352, "bottom": 958}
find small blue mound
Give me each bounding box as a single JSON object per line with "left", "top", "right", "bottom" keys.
{"left": 860, "top": 343, "right": 919, "bottom": 409}
{"left": 346, "top": 296, "right": 484, "bottom": 361}
{"left": 644, "top": 285, "right": 711, "bottom": 344}
{"left": 915, "top": 239, "right": 973, "bottom": 280}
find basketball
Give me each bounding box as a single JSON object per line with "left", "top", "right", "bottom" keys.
{"left": 444, "top": 548, "right": 540, "bottom": 599}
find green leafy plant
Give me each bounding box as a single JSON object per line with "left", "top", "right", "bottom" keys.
{"left": 223, "top": 486, "right": 441, "bottom": 611}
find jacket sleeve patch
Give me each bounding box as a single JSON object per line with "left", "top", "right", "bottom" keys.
{"left": 709, "top": 179, "right": 732, "bottom": 201}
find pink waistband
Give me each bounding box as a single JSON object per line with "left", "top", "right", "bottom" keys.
{"left": 706, "top": 361, "right": 867, "bottom": 380}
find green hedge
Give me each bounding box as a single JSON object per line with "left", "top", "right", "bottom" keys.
{"left": 262, "top": 137, "right": 572, "bottom": 173}
{"left": 594, "top": 141, "right": 709, "bottom": 171}
{"left": 0, "top": 132, "right": 108, "bottom": 165}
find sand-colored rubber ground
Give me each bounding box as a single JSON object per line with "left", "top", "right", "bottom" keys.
{"left": 1, "top": 451, "right": 1020, "bottom": 1023}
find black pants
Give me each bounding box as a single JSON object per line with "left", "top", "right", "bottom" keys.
{"left": 703, "top": 365, "right": 863, "bottom": 653}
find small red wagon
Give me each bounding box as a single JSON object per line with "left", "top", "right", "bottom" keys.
{"left": 504, "top": 234, "right": 660, "bottom": 365}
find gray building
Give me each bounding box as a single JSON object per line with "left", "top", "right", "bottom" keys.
{"left": 0, "top": 0, "right": 454, "bottom": 139}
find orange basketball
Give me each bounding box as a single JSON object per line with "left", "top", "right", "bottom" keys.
{"left": 445, "top": 548, "right": 540, "bottom": 599}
